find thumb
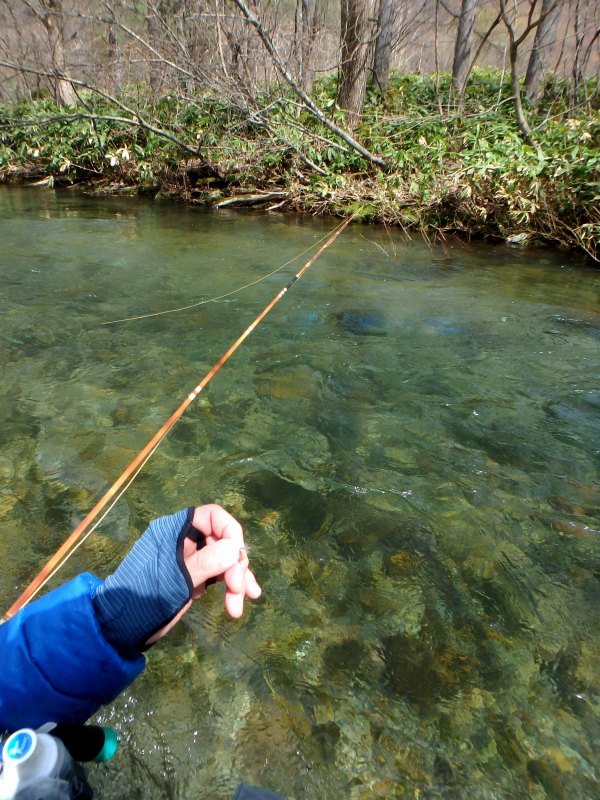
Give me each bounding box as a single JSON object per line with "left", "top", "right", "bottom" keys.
{"left": 185, "top": 539, "right": 240, "bottom": 589}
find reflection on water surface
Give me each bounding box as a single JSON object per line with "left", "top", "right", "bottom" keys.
{"left": 1, "top": 188, "right": 599, "bottom": 799}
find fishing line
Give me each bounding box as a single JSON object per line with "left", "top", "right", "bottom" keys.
{"left": 2, "top": 214, "right": 354, "bottom": 622}
{"left": 22, "top": 438, "right": 163, "bottom": 610}
{"left": 102, "top": 221, "right": 348, "bottom": 325}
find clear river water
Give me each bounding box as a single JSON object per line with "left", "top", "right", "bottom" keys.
{"left": 0, "top": 187, "right": 599, "bottom": 800}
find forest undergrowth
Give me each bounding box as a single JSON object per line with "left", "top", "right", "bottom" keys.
{"left": 1, "top": 69, "right": 598, "bottom": 259}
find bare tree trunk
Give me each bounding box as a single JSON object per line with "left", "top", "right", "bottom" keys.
{"left": 338, "top": 0, "right": 377, "bottom": 127}
{"left": 373, "top": 0, "right": 395, "bottom": 92}
{"left": 39, "top": 0, "right": 77, "bottom": 106}
{"left": 146, "top": 0, "right": 162, "bottom": 94}
{"left": 578, "top": 25, "right": 600, "bottom": 108}
{"left": 188, "top": 1, "right": 209, "bottom": 93}
{"left": 297, "top": 0, "right": 317, "bottom": 94}
{"left": 525, "top": 0, "right": 560, "bottom": 102}
{"left": 230, "top": 0, "right": 386, "bottom": 166}
{"left": 106, "top": 1, "right": 121, "bottom": 98}
{"left": 571, "top": 0, "right": 585, "bottom": 106}
{"left": 451, "top": 0, "right": 479, "bottom": 96}
{"left": 0, "top": 2, "right": 32, "bottom": 100}
{"left": 108, "top": 26, "right": 121, "bottom": 97}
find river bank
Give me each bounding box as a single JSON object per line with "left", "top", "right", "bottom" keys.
{"left": 1, "top": 70, "right": 598, "bottom": 260}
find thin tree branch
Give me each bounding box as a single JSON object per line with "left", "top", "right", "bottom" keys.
{"left": 0, "top": 58, "right": 201, "bottom": 156}
{"left": 229, "top": 0, "right": 386, "bottom": 168}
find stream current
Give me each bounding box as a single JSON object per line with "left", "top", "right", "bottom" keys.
{"left": 0, "top": 188, "right": 599, "bottom": 799}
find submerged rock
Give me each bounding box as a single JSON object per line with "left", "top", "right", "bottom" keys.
{"left": 423, "top": 315, "right": 470, "bottom": 335}
{"left": 243, "top": 470, "right": 328, "bottom": 538}
{"left": 382, "top": 631, "right": 476, "bottom": 709}
{"left": 334, "top": 309, "right": 387, "bottom": 336}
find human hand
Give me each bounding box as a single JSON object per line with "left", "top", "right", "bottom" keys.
{"left": 93, "top": 506, "right": 261, "bottom": 655}
{"left": 146, "top": 504, "right": 262, "bottom": 645}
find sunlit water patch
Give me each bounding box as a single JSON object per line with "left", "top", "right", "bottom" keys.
{"left": 1, "top": 188, "right": 599, "bottom": 799}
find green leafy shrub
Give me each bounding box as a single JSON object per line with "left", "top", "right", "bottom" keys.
{"left": 0, "top": 71, "right": 597, "bottom": 257}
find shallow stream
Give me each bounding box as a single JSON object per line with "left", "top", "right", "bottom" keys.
{"left": 1, "top": 188, "right": 599, "bottom": 799}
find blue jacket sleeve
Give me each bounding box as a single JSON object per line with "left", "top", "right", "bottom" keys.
{"left": 0, "top": 573, "right": 145, "bottom": 732}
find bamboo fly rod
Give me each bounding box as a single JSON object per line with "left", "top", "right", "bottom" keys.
{"left": 2, "top": 214, "right": 354, "bottom": 622}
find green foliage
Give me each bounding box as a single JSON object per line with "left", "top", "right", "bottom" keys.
{"left": 0, "top": 93, "right": 182, "bottom": 186}
{"left": 0, "top": 71, "right": 598, "bottom": 257}
{"left": 305, "top": 69, "right": 598, "bottom": 255}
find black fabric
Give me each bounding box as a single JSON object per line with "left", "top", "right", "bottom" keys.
{"left": 53, "top": 724, "right": 106, "bottom": 763}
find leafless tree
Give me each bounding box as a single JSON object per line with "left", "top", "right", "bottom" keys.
{"left": 373, "top": 0, "right": 396, "bottom": 92}
{"left": 0, "top": 0, "right": 597, "bottom": 160}
{"left": 468, "top": 8, "right": 502, "bottom": 78}
{"left": 1, "top": 0, "right": 597, "bottom": 107}
{"left": 34, "top": 0, "right": 78, "bottom": 105}
{"left": 105, "top": 0, "right": 121, "bottom": 97}
{"left": 524, "top": 0, "right": 560, "bottom": 101}
{"left": 230, "top": 0, "right": 385, "bottom": 164}
{"left": 452, "top": 0, "right": 479, "bottom": 95}
{"left": 337, "top": 0, "right": 378, "bottom": 127}
{"left": 572, "top": 0, "right": 600, "bottom": 106}
{"left": 295, "top": 0, "right": 319, "bottom": 94}
{"left": 499, "top": 0, "right": 562, "bottom": 138}
{"left": 145, "top": 0, "right": 164, "bottom": 94}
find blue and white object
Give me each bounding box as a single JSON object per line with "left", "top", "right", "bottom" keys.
{"left": 0, "top": 729, "right": 70, "bottom": 799}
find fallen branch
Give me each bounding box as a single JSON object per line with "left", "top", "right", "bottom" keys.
{"left": 216, "top": 191, "right": 288, "bottom": 208}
